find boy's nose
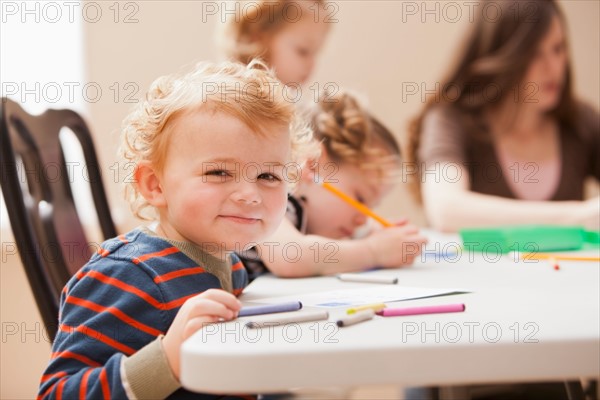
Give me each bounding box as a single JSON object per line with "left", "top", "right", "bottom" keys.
{"left": 232, "top": 182, "right": 261, "bottom": 205}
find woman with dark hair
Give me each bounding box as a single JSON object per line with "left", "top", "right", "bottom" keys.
{"left": 407, "top": 0, "right": 599, "bottom": 232}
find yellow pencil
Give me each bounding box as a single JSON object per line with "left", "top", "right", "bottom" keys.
{"left": 321, "top": 182, "right": 393, "bottom": 227}
{"left": 521, "top": 253, "right": 600, "bottom": 262}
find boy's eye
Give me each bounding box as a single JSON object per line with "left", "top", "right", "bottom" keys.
{"left": 203, "top": 170, "right": 232, "bottom": 181}
{"left": 206, "top": 170, "right": 229, "bottom": 177}
{"left": 258, "top": 173, "right": 282, "bottom": 183}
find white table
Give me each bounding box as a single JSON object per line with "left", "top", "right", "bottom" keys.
{"left": 181, "top": 240, "right": 600, "bottom": 394}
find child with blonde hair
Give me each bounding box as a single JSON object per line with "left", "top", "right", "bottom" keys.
{"left": 221, "top": 0, "right": 330, "bottom": 86}
{"left": 38, "top": 60, "right": 316, "bottom": 399}
{"left": 241, "top": 89, "right": 427, "bottom": 280}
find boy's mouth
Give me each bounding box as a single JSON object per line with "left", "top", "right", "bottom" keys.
{"left": 220, "top": 215, "right": 261, "bottom": 224}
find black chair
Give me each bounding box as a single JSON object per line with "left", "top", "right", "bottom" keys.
{"left": 0, "top": 97, "right": 117, "bottom": 341}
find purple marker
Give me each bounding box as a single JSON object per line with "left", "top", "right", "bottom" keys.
{"left": 238, "top": 301, "right": 302, "bottom": 317}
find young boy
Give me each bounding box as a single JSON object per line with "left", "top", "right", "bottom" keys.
{"left": 38, "top": 60, "right": 317, "bottom": 399}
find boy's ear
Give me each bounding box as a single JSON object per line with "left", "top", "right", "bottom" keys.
{"left": 134, "top": 162, "right": 166, "bottom": 207}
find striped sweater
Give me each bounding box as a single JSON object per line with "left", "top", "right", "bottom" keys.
{"left": 38, "top": 228, "right": 249, "bottom": 399}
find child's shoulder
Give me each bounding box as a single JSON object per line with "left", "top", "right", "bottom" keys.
{"left": 82, "top": 228, "right": 211, "bottom": 279}
{"left": 81, "top": 228, "right": 176, "bottom": 276}
{"left": 91, "top": 228, "right": 165, "bottom": 262}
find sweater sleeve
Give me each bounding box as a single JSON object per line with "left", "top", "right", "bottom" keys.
{"left": 122, "top": 336, "right": 180, "bottom": 399}
{"left": 418, "top": 106, "right": 467, "bottom": 166}
{"left": 38, "top": 256, "right": 170, "bottom": 400}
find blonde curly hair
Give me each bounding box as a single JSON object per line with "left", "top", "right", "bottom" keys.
{"left": 120, "top": 59, "right": 319, "bottom": 219}
{"left": 220, "top": 0, "right": 326, "bottom": 64}
{"left": 309, "top": 89, "right": 401, "bottom": 181}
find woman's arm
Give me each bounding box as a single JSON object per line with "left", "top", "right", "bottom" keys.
{"left": 256, "top": 218, "right": 427, "bottom": 278}
{"left": 422, "top": 162, "right": 599, "bottom": 232}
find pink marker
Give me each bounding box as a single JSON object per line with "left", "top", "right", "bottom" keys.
{"left": 377, "top": 303, "right": 466, "bottom": 317}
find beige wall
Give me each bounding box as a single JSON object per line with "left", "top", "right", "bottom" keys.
{"left": 2, "top": 1, "right": 598, "bottom": 397}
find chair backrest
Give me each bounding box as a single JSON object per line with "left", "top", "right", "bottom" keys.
{"left": 0, "top": 97, "right": 117, "bottom": 341}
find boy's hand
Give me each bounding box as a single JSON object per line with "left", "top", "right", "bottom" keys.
{"left": 162, "top": 289, "right": 241, "bottom": 380}
{"left": 365, "top": 223, "right": 428, "bottom": 267}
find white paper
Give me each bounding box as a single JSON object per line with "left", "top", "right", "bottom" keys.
{"left": 252, "top": 286, "right": 468, "bottom": 308}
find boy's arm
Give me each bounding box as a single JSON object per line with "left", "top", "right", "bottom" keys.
{"left": 257, "top": 218, "right": 426, "bottom": 277}
{"left": 38, "top": 261, "right": 177, "bottom": 400}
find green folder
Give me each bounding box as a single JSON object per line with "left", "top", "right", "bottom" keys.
{"left": 459, "top": 226, "right": 600, "bottom": 253}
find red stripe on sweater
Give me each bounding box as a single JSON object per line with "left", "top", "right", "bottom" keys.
{"left": 60, "top": 324, "right": 136, "bottom": 356}
{"left": 153, "top": 266, "right": 206, "bottom": 283}
{"left": 79, "top": 270, "right": 195, "bottom": 310}
{"left": 55, "top": 378, "right": 66, "bottom": 400}
{"left": 164, "top": 293, "right": 196, "bottom": 309}
{"left": 132, "top": 246, "right": 179, "bottom": 264}
{"left": 85, "top": 270, "right": 163, "bottom": 308}
{"left": 38, "top": 383, "right": 54, "bottom": 400}
{"left": 231, "top": 261, "right": 244, "bottom": 271}
{"left": 66, "top": 295, "right": 163, "bottom": 337}
{"left": 40, "top": 371, "right": 67, "bottom": 383}
{"left": 99, "top": 368, "right": 111, "bottom": 399}
{"left": 51, "top": 350, "right": 100, "bottom": 367}
{"left": 79, "top": 369, "right": 93, "bottom": 400}
{"left": 97, "top": 248, "right": 110, "bottom": 257}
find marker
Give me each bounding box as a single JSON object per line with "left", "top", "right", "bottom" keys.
{"left": 346, "top": 303, "right": 387, "bottom": 315}
{"left": 321, "top": 182, "right": 393, "bottom": 227}
{"left": 521, "top": 253, "right": 600, "bottom": 262}
{"left": 377, "top": 303, "right": 466, "bottom": 317}
{"left": 548, "top": 257, "right": 560, "bottom": 271}
{"left": 336, "top": 309, "right": 375, "bottom": 327}
{"left": 238, "top": 301, "right": 302, "bottom": 317}
{"left": 337, "top": 273, "right": 398, "bottom": 285}
{"left": 245, "top": 310, "right": 329, "bottom": 329}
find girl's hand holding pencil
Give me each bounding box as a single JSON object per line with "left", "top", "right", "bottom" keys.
{"left": 320, "top": 182, "right": 428, "bottom": 267}
{"left": 362, "top": 223, "right": 428, "bottom": 267}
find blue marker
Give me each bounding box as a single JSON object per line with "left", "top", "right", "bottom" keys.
{"left": 238, "top": 301, "right": 302, "bottom": 317}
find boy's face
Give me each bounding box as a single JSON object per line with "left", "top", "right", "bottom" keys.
{"left": 155, "top": 109, "right": 291, "bottom": 255}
